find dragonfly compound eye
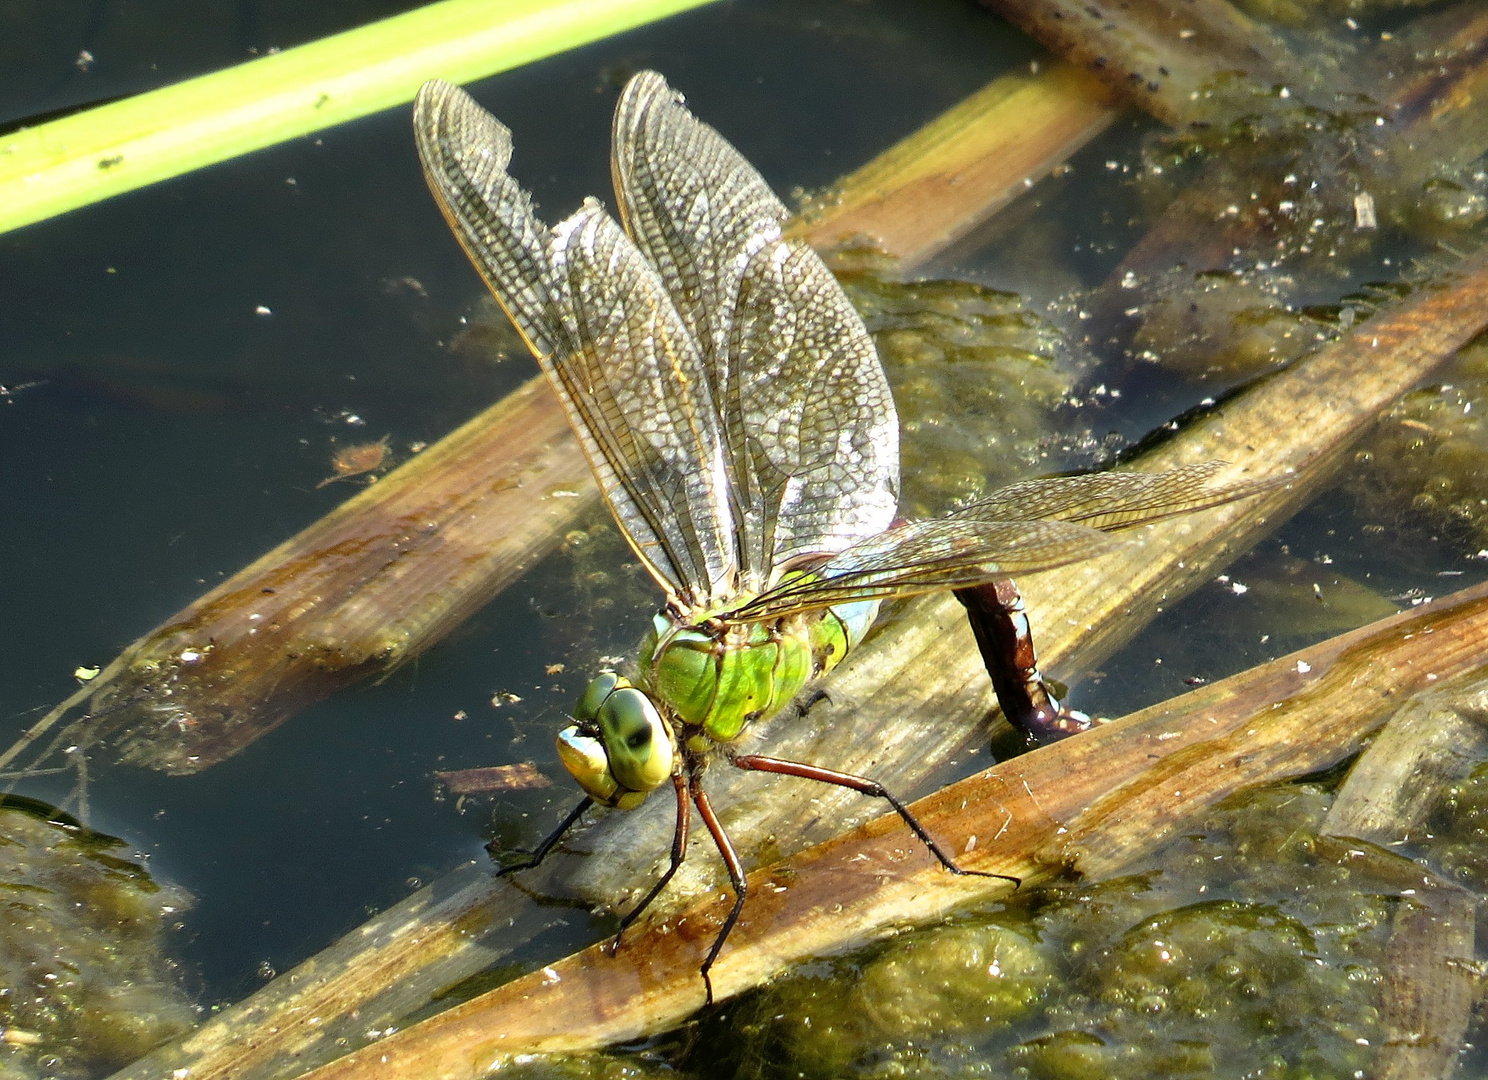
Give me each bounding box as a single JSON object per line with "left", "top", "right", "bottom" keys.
{"left": 597, "top": 687, "right": 674, "bottom": 794}
{"left": 573, "top": 670, "right": 625, "bottom": 723}
{"left": 555, "top": 726, "right": 622, "bottom": 805}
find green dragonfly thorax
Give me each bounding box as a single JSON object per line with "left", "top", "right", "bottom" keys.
{"left": 555, "top": 589, "right": 881, "bottom": 812}
{"left": 639, "top": 590, "right": 883, "bottom": 742}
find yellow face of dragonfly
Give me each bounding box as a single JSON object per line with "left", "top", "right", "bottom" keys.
{"left": 556, "top": 671, "right": 675, "bottom": 810}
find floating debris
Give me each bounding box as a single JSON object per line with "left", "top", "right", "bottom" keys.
{"left": 435, "top": 763, "right": 551, "bottom": 796}
{"left": 316, "top": 436, "right": 393, "bottom": 488}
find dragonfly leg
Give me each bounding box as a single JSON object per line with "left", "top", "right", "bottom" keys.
{"left": 609, "top": 773, "right": 691, "bottom": 954}
{"left": 488, "top": 796, "right": 593, "bottom": 874}
{"left": 692, "top": 775, "right": 747, "bottom": 1008}
{"left": 728, "top": 753, "right": 1019, "bottom": 886}
{"left": 954, "top": 579, "right": 1096, "bottom": 744}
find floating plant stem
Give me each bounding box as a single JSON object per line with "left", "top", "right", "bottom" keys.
{"left": 1370, "top": 873, "right": 1476, "bottom": 1080}
{"left": 1323, "top": 670, "right": 1488, "bottom": 846}
{"left": 0, "top": 0, "right": 716, "bottom": 235}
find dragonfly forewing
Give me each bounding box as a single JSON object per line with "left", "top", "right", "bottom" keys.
{"left": 612, "top": 71, "right": 788, "bottom": 374}
{"left": 416, "top": 75, "right": 904, "bottom": 606}
{"left": 719, "top": 517, "right": 1123, "bottom": 623}
{"left": 730, "top": 238, "right": 900, "bottom": 578}
{"left": 413, "top": 81, "right": 564, "bottom": 361}
{"left": 549, "top": 200, "right": 738, "bottom": 601}
{"left": 613, "top": 73, "right": 899, "bottom": 588}
{"left": 417, "top": 81, "right": 742, "bottom": 605}
{"left": 954, "top": 461, "right": 1283, "bottom": 531}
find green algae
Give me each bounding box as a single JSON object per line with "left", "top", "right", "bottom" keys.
{"left": 488, "top": 1054, "right": 679, "bottom": 1079}
{"left": 685, "top": 782, "right": 1389, "bottom": 1080}
{"left": 1127, "top": 270, "right": 1319, "bottom": 383}
{"left": 838, "top": 269, "right": 1096, "bottom": 517}
{"left": 1423, "top": 759, "right": 1488, "bottom": 894}
{"left": 0, "top": 799, "right": 195, "bottom": 1080}
{"left": 1347, "top": 336, "right": 1488, "bottom": 553}
{"left": 725, "top": 919, "right": 1059, "bottom": 1079}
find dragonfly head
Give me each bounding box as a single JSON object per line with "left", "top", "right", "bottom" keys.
{"left": 556, "top": 671, "right": 676, "bottom": 809}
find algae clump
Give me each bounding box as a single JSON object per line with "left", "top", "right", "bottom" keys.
{"left": 703, "top": 783, "right": 1387, "bottom": 1080}
{"left": 0, "top": 799, "right": 195, "bottom": 1080}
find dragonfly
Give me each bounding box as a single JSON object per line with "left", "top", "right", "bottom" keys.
{"left": 413, "top": 72, "right": 1273, "bottom": 1003}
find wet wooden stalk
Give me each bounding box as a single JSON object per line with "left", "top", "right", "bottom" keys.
{"left": 110, "top": 236, "right": 1488, "bottom": 1080}
{"left": 978, "top": 0, "right": 1332, "bottom": 126}
{"left": 1370, "top": 870, "right": 1476, "bottom": 1080}
{"left": 300, "top": 586, "right": 1488, "bottom": 1076}
{"left": 3, "top": 62, "right": 1116, "bottom": 781}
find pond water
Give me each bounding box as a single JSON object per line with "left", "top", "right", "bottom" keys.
{"left": 3, "top": 0, "right": 1487, "bottom": 1077}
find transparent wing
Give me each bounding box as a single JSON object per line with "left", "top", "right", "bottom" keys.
{"left": 612, "top": 72, "right": 899, "bottom": 587}
{"left": 547, "top": 200, "right": 737, "bottom": 601}
{"left": 720, "top": 462, "right": 1282, "bottom": 623}
{"left": 413, "top": 80, "right": 562, "bottom": 359}
{"left": 954, "top": 462, "right": 1280, "bottom": 530}
{"left": 414, "top": 80, "right": 735, "bottom": 603}
{"left": 612, "top": 70, "right": 786, "bottom": 379}
{"left": 718, "top": 518, "right": 1122, "bottom": 624}
{"left": 729, "top": 238, "right": 899, "bottom": 576}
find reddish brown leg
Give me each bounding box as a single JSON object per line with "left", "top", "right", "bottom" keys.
{"left": 609, "top": 773, "right": 691, "bottom": 952}
{"left": 955, "top": 578, "right": 1095, "bottom": 743}
{"left": 729, "top": 754, "right": 1019, "bottom": 885}
{"left": 691, "top": 777, "right": 746, "bottom": 1008}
